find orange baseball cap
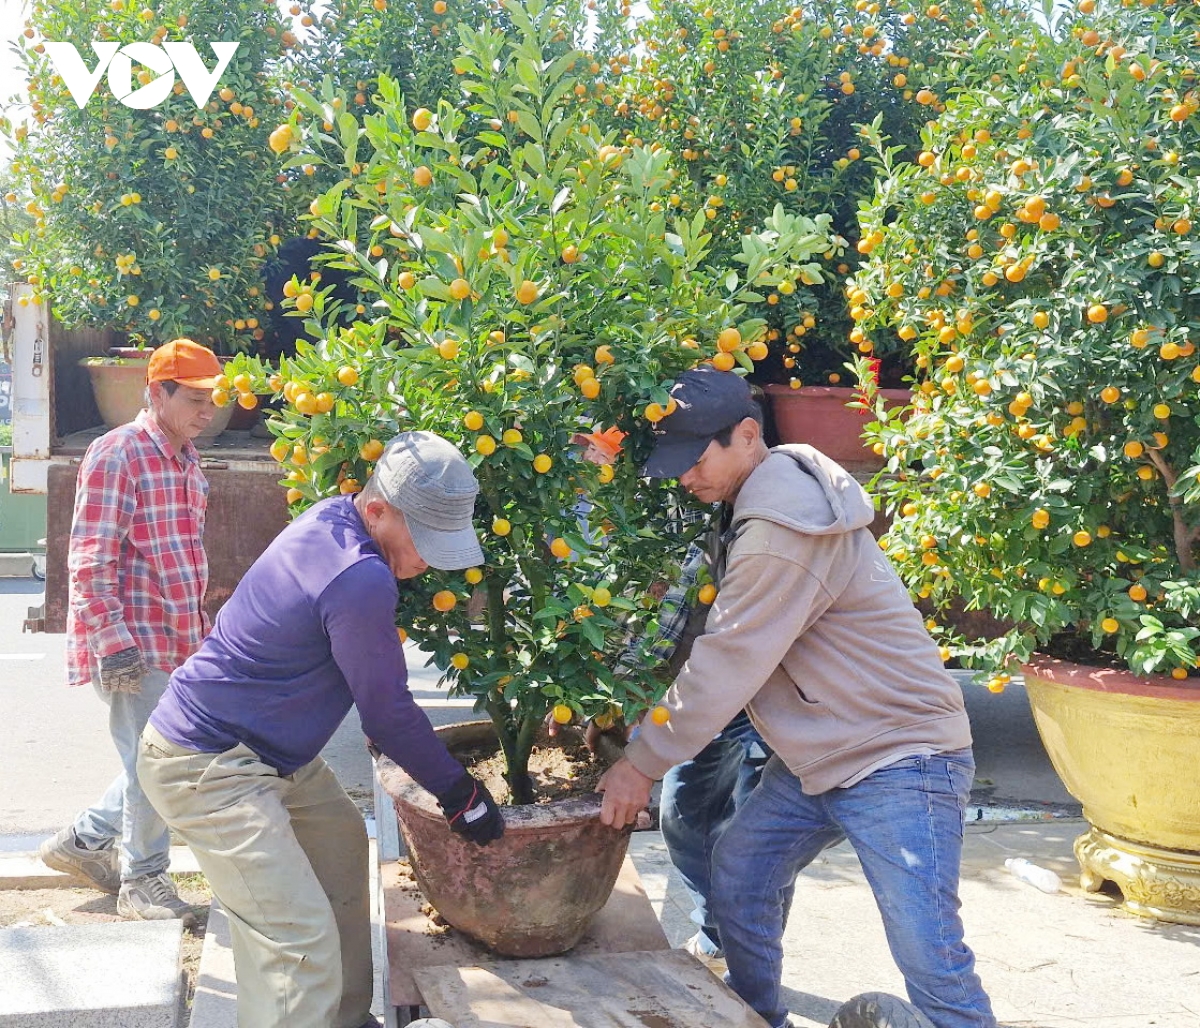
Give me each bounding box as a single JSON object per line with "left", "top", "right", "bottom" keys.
{"left": 146, "top": 338, "right": 223, "bottom": 389}
{"left": 581, "top": 426, "right": 626, "bottom": 459}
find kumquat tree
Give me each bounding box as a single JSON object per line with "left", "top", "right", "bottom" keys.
{"left": 852, "top": 0, "right": 1200, "bottom": 684}
{"left": 226, "top": 0, "right": 833, "bottom": 800}
{"left": 586, "top": 0, "right": 1011, "bottom": 388}
{"left": 3, "top": 0, "right": 297, "bottom": 352}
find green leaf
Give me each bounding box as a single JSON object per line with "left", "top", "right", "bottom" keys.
{"left": 418, "top": 277, "right": 452, "bottom": 301}
{"left": 551, "top": 186, "right": 573, "bottom": 214}
{"left": 579, "top": 617, "right": 605, "bottom": 649}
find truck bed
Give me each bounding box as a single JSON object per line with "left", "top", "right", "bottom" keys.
{"left": 53, "top": 426, "right": 276, "bottom": 464}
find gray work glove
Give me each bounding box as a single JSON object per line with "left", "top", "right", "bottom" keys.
{"left": 98, "top": 646, "right": 146, "bottom": 694}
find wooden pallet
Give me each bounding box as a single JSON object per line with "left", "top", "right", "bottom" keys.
{"left": 412, "top": 949, "right": 770, "bottom": 1028}
{"left": 382, "top": 854, "right": 670, "bottom": 1010}
{"left": 382, "top": 852, "right": 767, "bottom": 1027}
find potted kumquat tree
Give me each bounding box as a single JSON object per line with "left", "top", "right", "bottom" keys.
{"left": 852, "top": 0, "right": 1200, "bottom": 924}
{"left": 3, "top": 0, "right": 298, "bottom": 366}
{"left": 585, "top": 0, "right": 1010, "bottom": 462}
{"left": 225, "top": 0, "right": 832, "bottom": 955}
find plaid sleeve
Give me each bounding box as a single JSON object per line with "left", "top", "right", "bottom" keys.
{"left": 68, "top": 449, "right": 137, "bottom": 658}
{"left": 618, "top": 541, "right": 707, "bottom": 672}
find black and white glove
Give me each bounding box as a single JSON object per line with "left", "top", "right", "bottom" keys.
{"left": 98, "top": 646, "right": 145, "bottom": 694}
{"left": 435, "top": 773, "right": 505, "bottom": 846}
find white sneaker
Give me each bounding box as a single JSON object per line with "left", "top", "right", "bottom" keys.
{"left": 683, "top": 932, "right": 728, "bottom": 975}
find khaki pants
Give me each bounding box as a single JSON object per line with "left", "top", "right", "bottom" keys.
{"left": 138, "top": 724, "right": 372, "bottom": 1028}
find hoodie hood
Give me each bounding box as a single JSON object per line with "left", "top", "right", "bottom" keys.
{"left": 732, "top": 444, "right": 876, "bottom": 536}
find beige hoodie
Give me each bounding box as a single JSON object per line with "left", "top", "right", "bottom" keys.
{"left": 624, "top": 444, "right": 972, "bottom": 795}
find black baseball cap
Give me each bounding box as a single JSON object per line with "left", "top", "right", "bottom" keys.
{"left": 643, "top": 368, "right": 759, "bottom": 479}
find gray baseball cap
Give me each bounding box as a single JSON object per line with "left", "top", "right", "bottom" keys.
{"left": 372, "top": 431, "right": 484, "bottom": 570}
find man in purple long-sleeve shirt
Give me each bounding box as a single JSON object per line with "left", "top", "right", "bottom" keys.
{"left": 138, "top": 432, "right": 503, "bottom": 1028}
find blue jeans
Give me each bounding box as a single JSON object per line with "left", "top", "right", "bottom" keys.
{"left": 660, "top": 711, "right": 772, "bottom": 956}
{"left": 711, "top": 750, "right": 996, "bottom": 1028}
{"left": 74, "top": 668, "right": 172, "bottom": 880}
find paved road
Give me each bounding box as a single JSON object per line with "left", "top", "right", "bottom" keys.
{"left": 0, "top": 574, "right": 1074, "bottom": 848}
{"left": 0, "top": 576, "right": 482, "bottom": 847}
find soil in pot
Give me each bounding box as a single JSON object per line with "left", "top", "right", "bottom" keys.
{"left": 456, "top": 728, "right": 604, "bottom": 805}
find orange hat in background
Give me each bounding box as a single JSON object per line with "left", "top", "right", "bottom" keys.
{"left": 146, "top": 338, "right": 223, "bottom": 389}
{"left": 581, "top": 426, "right": 626, "bottom": 459}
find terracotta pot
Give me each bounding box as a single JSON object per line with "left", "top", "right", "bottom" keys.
{"left": 764, "top": 384, "right": 909, "bottom": 468}
{"left": 1023, "top": 654, "right": 1200, "bottom": 924}
{"left": 224, "top": 397, "right": 267, "bottom": 431}
{"left": 377, "top": 721, "right": 633, "bottom": 957}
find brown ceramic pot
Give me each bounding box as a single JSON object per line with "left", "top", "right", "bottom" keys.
{"left": 376, "top": 720, "right": 633, "bottom": 957}
{"left": 764, "top": 384, "right": 910, "bottom": 468}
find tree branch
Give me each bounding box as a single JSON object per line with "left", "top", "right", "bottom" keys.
{"left": 1147, "top": 449, "right": 1198, "bottom": 573}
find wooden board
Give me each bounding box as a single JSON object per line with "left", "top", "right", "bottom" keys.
{"left": 411, "top": 949, "right": 771, "bottom": 1028}
{"left": 383, "top": 854, "right": 669, "bottom": 1008}
{"left": 54, "top": 426, "right": 276, "bottom": 461}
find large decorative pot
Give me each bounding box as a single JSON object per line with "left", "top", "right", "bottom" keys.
{"left": 764, "top": 384, "right": 909, "bottom": 468}
{"left": 82, "top": 353, "right": 153, "bottom": 431}
{"left": 376, "top": 720, "right": 633, "bottom": 958}
{"left": 1023, "top": 654, "right": 1200, "bottom": 924}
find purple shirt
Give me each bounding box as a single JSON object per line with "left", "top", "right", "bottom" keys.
{"left": 150, "top": 496, "right": 465, "bottom": 795}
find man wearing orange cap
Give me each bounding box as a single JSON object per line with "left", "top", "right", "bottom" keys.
{"left": 39, "top": 338, "right": 222, "bottom": 926}
{"left": 578, "top": 426, "right": 626, "bottom": 466}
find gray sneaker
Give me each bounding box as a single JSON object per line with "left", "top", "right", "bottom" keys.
{"left": 38, "top": 827, "right": 120, "bottom": 895}
{"left": 118, "top": 872, "right": 196, "bottom": 928}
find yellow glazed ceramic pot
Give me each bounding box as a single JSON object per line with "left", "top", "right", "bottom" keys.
{"left": 1023, "top": 654, "right": 1200, "bottom": 924}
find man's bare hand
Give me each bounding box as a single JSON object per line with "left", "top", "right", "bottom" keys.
{"left": 597, "top": 757, "right": 654, "bottom": 829}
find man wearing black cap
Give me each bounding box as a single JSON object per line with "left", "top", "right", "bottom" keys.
{"left": 598, "top": 368, "right": 996, "bottom": 1028}
{"left": 138, "top": 431, "right": 504, "bottom": 1028}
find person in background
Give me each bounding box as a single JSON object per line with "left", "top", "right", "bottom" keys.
{"left": 608, "top": 404, "right": 773, "bottom": 977}
{"left": 598, "top": 368, "right": 996, "bottom": 1028}
{"left": 40, "top": 338, "right": 223, "bottom": 926}
{"left": 577, "top": 425, "right": 626, "bottom": 468}
{"left": 261, "top": 236, "right": 359, "bottom": 362}
{"left": 615, "top": 519, "right": 773, "bottom": 975}
{"left": 138, "top": 431, "right": 504, "bottom": 1028}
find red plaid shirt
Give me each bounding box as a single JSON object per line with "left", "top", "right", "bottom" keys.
{"left": 67, "top": 410, "right": 210, "bottom": 688}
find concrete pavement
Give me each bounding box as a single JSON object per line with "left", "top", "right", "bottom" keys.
{"left": 634, "top": 820, "right": 1200, "bottom": 1028}
{"left": 0, "top": 577, "right": 113, "bottom": 844}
